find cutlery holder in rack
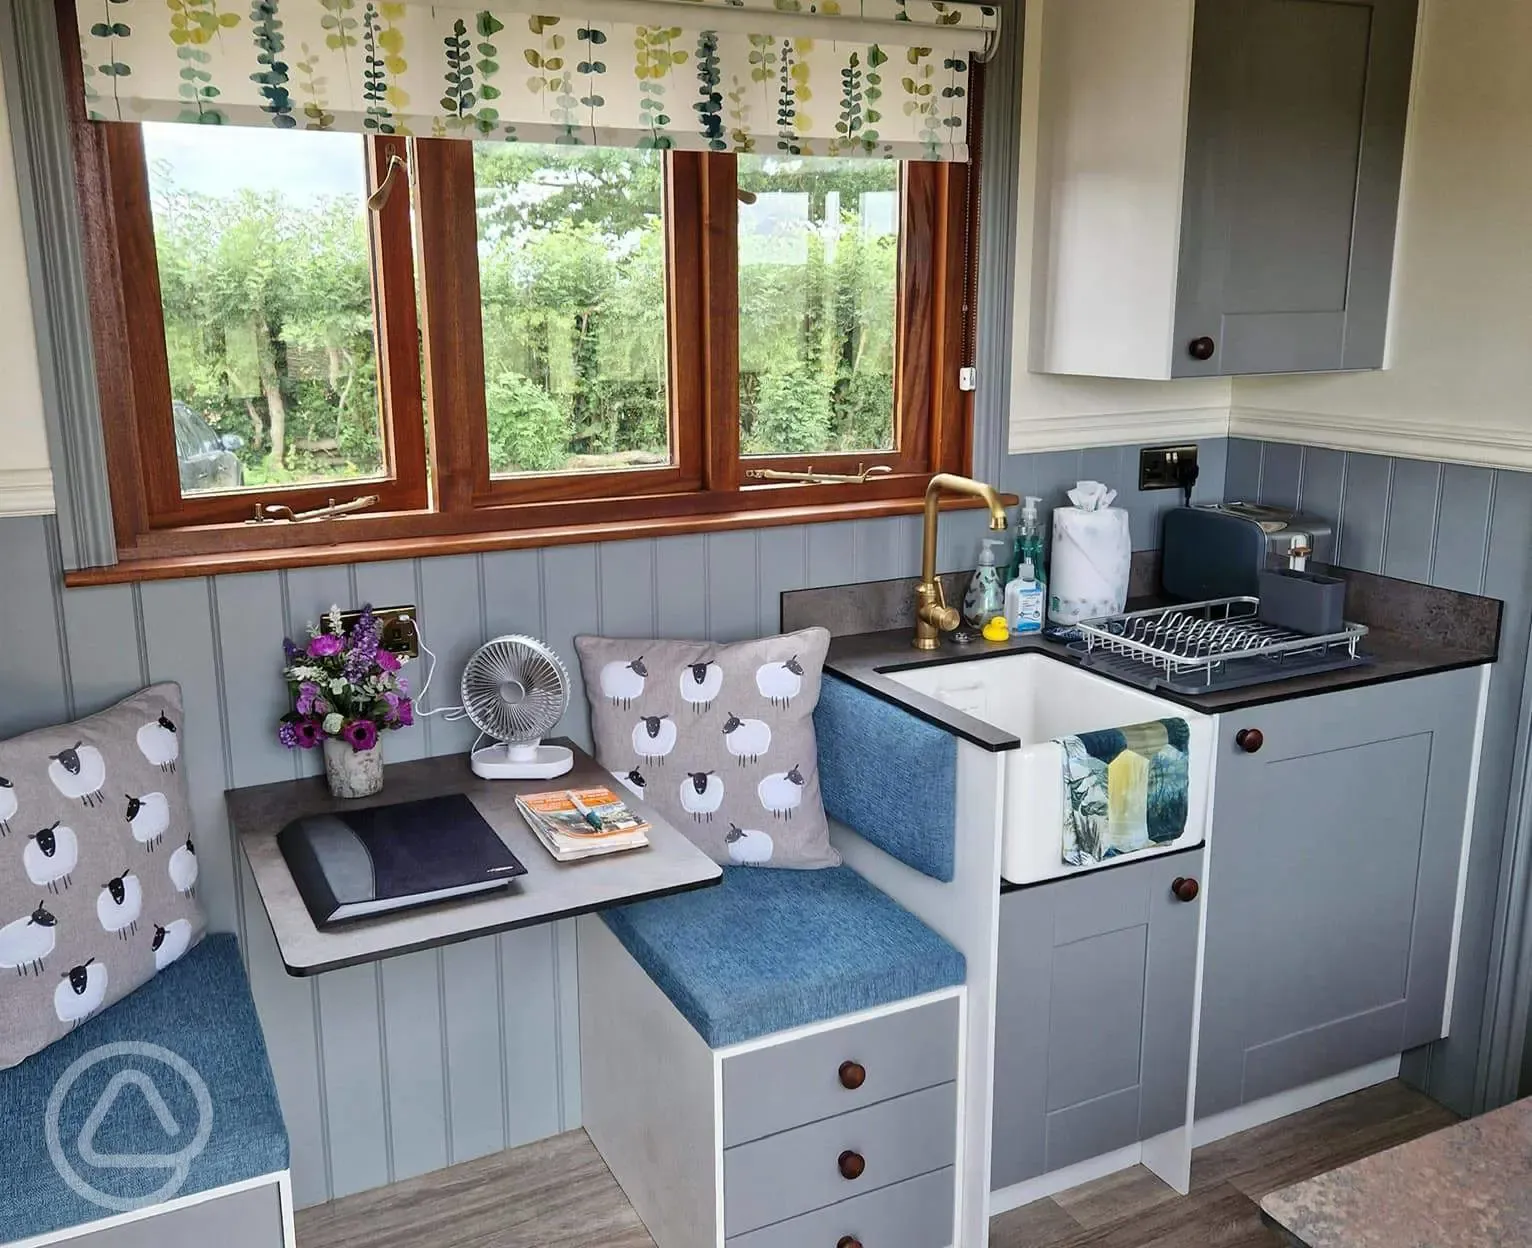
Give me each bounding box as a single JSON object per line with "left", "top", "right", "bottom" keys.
{"left": 1257, "top": 568, "right": 1348, "bottom": 636}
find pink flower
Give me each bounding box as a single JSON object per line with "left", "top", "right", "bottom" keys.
{"left": 377, "top": 650, "right": 402, "bottom": 672}
{"left": 342, "top": 719, "right": 379, "bottom": 752}
{"left": 308, "top": 633, "right": 344, "bottom": 658}
{"left": 293, "top": 718, "right": 323, "bottom": 749}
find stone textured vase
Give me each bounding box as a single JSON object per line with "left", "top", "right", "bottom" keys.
{"left": 323, "top": 736, "right": 383, "bottom": 799}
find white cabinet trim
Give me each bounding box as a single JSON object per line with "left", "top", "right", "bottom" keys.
{"left": 1230, "top": 405, "right": 1532, "bottom": 471}
{"left": 0, "top": 467, "right": 54, "bottom": 516}
{"left": 1008, "top": 405, "right": 1230, "bottom": 454}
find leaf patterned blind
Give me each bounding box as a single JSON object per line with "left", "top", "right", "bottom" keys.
{"left": 75, "top": 0, "right": 997, "bottom": 160}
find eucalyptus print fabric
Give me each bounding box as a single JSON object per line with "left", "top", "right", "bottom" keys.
{"left": 75, "top": 0, "right": 995, "bottom": 160}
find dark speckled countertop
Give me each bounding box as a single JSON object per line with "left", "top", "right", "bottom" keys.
{"left": 790, "top": 564, "right": 1501, "bottom": 752}
{"left": 1261, "top": 1098, "right": 1532, "bottom": 1247}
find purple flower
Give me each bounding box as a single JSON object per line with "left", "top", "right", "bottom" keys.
{"left": 308, "top": 633, "right": 344, "bottom": 658}
{"left": 295, "top": 681, "right": 320, "bottom": 715}
{"left": 294, "top": 719, "right": 323, "bottom": 749}
{"left": 396, "top": 698, "right": 414, "bottom": 727}
{"left": 343, "top": 719, "right": 379, "bottom": 752}
{"left": 283, "top": 637, "right": 301, "bottom": 664}
{"left": 397, "top": 676, "right": 410, "bottom": 697}
{"left": 278, "top": 722, "right": 300, "bottom": 749}
{"left": 377, "top": 649, "right": 402, "bottom": 672}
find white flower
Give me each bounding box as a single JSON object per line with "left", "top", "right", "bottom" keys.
{"left": 323, "top": 713, "right": 343, "bottom": 735}
{"left": 328, "top": 605, "right": 344, "bottom": 634}
{"left": 330, "top": 679, "right": 347, "bottom": 695}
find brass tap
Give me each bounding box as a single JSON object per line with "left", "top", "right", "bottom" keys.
{"left": 914, "top": 474, "right": 1010, "bottom": 650}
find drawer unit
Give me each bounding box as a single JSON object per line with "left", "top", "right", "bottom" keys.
{"left": 723, "top": 1081, "right": 958, "bottom": 1238}
{"left": 726, "top": 1165, "right": 955, "bottom": 1248}
{"left": 722, "top": 995, "right": 960, "bottom": 1147}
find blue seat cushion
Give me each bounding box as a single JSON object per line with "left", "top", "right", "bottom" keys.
{"left": 0, "top": 934, "right": 289, "bottom": 1243}
{"left": 601, "top": 867, "right": 965, "bottom": 1048}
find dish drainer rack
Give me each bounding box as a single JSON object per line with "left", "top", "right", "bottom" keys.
{"left": 1075, "top": 597, "right": 1370, "bottom": 692}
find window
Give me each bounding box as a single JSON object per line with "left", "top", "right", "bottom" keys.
{"left": 65, "top": 23, "right": 980, "bottom": 577}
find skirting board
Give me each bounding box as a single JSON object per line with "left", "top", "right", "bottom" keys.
{"left": 4, "top": 1170, "right": 296, "bottom": 1248}
{"left": 988, "top": 1056, "right": 1402, "bottom": 1217}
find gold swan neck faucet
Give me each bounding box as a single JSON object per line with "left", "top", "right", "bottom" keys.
{"left": 914, "top": 473, "right": 1011, "bottom": 651}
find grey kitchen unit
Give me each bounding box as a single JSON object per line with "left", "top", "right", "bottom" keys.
{"left": 1030, "top": 0, "right": 1418, "bottom": 380}
{"left": 991, "top": 849, "right": 1205, "bottom": 1188}
{"left": 1195, "top": 668, "right": 1482, "bottom": 1118}
{"left": 1174, "top": 0, "right": 1419, "bottom": 376}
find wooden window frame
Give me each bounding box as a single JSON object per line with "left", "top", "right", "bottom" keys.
{"left": 59, "top": 0, "right": 987, "bottom": 583}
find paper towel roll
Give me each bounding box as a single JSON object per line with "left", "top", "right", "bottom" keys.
{"left": 1049, "top": 506, "right": 1132, "bottom": 624}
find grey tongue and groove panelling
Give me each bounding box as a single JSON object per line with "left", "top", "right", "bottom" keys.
{"left": 1226, "top": 439, "right": 1532, "bottom": 1116}
{"left": 0, "top": 439, "right": 1222, "bottom": 1206}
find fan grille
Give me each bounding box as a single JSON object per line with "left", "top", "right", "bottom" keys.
{"left": 460, "top": 636, "right": 571, "bottom": 744}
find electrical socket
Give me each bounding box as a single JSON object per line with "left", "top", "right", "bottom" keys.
{"left": 1139, "top": 444, "right": 1200, "bottom": 492}
{"left": 336, "top": 604, "right": 420, "bottom": 659}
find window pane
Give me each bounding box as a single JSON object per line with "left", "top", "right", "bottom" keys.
{"left": 738, "top": 156, "right": 900, "bottom": 458}
{"left": 473, "top": 145, "right": 671, "bottom": 479}
{"left": 144, "top": 125, "right": 386, "bottom": 498}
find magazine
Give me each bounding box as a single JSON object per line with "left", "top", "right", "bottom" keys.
{"left": 515, "top": 787, "right": 651, "bottom": 863}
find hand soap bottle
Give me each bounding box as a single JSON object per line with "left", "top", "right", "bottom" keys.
{"left": 1004, "top": 560, "right": 1045, "bottom": 635}
{"left": 1009, "top": 496, "right": 1047, "bottom": 596}
{"left": 964, "top": 539, "right": 1009, "bottom": 629}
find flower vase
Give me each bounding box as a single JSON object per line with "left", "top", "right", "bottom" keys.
{"left": 323, "top": 736, "right": 384, "bottom": 799}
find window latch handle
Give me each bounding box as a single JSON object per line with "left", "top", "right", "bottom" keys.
{"left": 744, "top": 464, "right": 894, "bottom": 486}
{"left": 367, "top": 154, "right": 408, "bottom": 212}
{"left": 246, "top": 495, "right": 381, "bottom": 524}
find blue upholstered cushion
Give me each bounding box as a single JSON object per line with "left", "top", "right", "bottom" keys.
{"left": 815, "top": 675, "right": 958, "bottom": 882}
{"left": 0, "top": 934, "right": 289, "bottom": 1243}
{"left": 601, "top": 866, "right": 965, "bottom": 1048}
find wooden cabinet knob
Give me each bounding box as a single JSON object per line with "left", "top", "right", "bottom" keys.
{"left": 838, "top": 1150, "right": 866, "bottom": 1181}
{"left": 839, "top": 1060, "right": 866, "bottom": 1090}
{"left": 1188, "top": 336, "right": 1217, "bottom": 361}
{"left": 1172, "top": 876, "right": 1200, "bottom": 903}
{"left": 1235, "top": 727, "right": 1264, "bottom": 753}
{"left": 837, "top": 1239, "right": 863, "bottom": 1248}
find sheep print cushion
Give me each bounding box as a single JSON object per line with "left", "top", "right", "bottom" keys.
{"left": 575, "top": 629, "right": 839, "bottom": 869}
{"left": 0, "top": 684, "right": 206, "bottom": 1070}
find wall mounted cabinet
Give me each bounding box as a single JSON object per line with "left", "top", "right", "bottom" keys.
{"left": 1030, "top": 0, "right": 1418, "bottom": 381}
{"left": 1195, "top": 669, "right": 1481, "bottom": 1118}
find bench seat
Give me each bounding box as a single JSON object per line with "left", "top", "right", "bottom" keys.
{"left": 0, "top": 934, "right": 289, "bottom": 1245}
{"left": 600, "top": 866, "right": 965, "bottom": 1048}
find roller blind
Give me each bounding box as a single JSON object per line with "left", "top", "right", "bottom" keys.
{"left": 75, "top": 0, "right": 998, "bottom": 160}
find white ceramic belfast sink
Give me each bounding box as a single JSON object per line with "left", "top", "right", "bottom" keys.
{"left": 884, "top": 654, "right": 1214, "bottom": 886}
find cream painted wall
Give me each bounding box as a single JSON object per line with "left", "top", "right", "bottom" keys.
{"left": 0, "top": 50, "right": 53, "bottom": 514}
{"left": 1232, "top": 0, "right": 1532, "bottom": 469}
{"left": 1008, "top": 0, "right": 1231, "bottom": 455}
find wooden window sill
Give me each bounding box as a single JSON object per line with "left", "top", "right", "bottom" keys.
{"left": 63, "top": 493, "right": 1017, "bottom": 586}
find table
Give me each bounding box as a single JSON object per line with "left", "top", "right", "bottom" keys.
{"left": 1261, "top": 1097, "right": 1532, "bottom": 1246}
{"left": 228, "top": 744, "right": 722, "bottom": 976}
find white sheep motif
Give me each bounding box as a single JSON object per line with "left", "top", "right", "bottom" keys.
{"left": 153, "top": 919, "right": 194, "bottom": 971}
{"left": 25, "top": 822, "right": 78, "bottom": 894}
{"left": 0, "top": 777, "right": 15, "bottom": 835}
{"left": 755, "top": 656, "right": 805, "bottom": 709}
{"left": 725, "top": 824, "right": 774, "bottom": 865}
{"left": 0, "top": 902, "right": 58, "bottom": 976}
{"left": 97, "top": 871, "right": 143, "bottom": 940}
{"left": 55, "top": 959, "right": 108, "bottom": 1027}
{"left": 125, "top": 791, "right": 170, "bottom": 852}
{"left": 631, "top": 715, "right": 677, "bottom": 765}
{"left": 136, "top": 712, "right": 180, "bottom": 772}
{"left": 758, "top": 765, "right": 807, "bottom": 820}
{"left": 169, "top": 839, "right": 199, "bottom": 897}
{"left": 679, "top": 662, "right": 723, "bottom": 713}
{"left": 48, "top": 742, "right": 106, "bottom": 808}
{"left": 679, "top": 771, "right": 724, "bottom": 822}
{"left": 722, "top": 713, "right": 772, "bottom": 765}
{"left": 600, "top": 657, "right": 648, "bottom": 710}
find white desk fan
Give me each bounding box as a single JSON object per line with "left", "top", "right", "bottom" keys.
{"left": 461, "top": 635, "right": 575, "bottom": 780}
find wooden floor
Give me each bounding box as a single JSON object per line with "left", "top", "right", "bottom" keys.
{"left": 294, "top": 1081, "right": 1457, "bottom": 1248}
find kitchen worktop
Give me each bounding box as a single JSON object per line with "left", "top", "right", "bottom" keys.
{"left": 1260, "top": 1097, "right": 1532, "bottom": 1247}
{"left": 795, "top": 566, "right": 1501, "bottom": 752}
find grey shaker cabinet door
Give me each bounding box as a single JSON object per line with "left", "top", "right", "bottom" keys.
{"left": 1173, "top": 0, "right": 1418, "bottom": 376}
{"left": 1195, "top": 669, "right": 1481, "bottom": 1119}
{"left": 991, "top": 850, "right": 1204, "bottom": 1190}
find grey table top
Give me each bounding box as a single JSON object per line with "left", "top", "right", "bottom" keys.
{"left": 1261, "top": 1097, "right": 1532, "bottom": 1247}
{"left": 227, "top": 744, "right": 722, "bottom": 976}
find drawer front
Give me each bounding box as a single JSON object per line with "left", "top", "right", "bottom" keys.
{"left": 67, "top": 1181, "right": 284, "bottom": 1248}
{"left": 723, "top": 1081, "right": 957, "bottom": 1237}
{"left": 722, "top": 994, "right": 960, "bottom": 1147}
{"left": 727, "top": 1165, "right": 955, "bottom": 1248}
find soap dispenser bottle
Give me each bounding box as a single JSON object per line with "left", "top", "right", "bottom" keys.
{"left": 1005, "top": 560, "right": 1045, "bottom": 635}
{"left": 963, "top": 538, "right": 1008, "bottom": 629}
{"left": 1009, "top": 495, "right": 1047, "bottom": 587}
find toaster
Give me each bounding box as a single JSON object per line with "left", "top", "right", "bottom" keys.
{"left": 1161, "top": 503, "right": 1335, "bottom": 601}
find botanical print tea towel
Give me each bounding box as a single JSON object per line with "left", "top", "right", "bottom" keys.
{"left": 1061, "top": 719, "right": 1190, "bottom": 866}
